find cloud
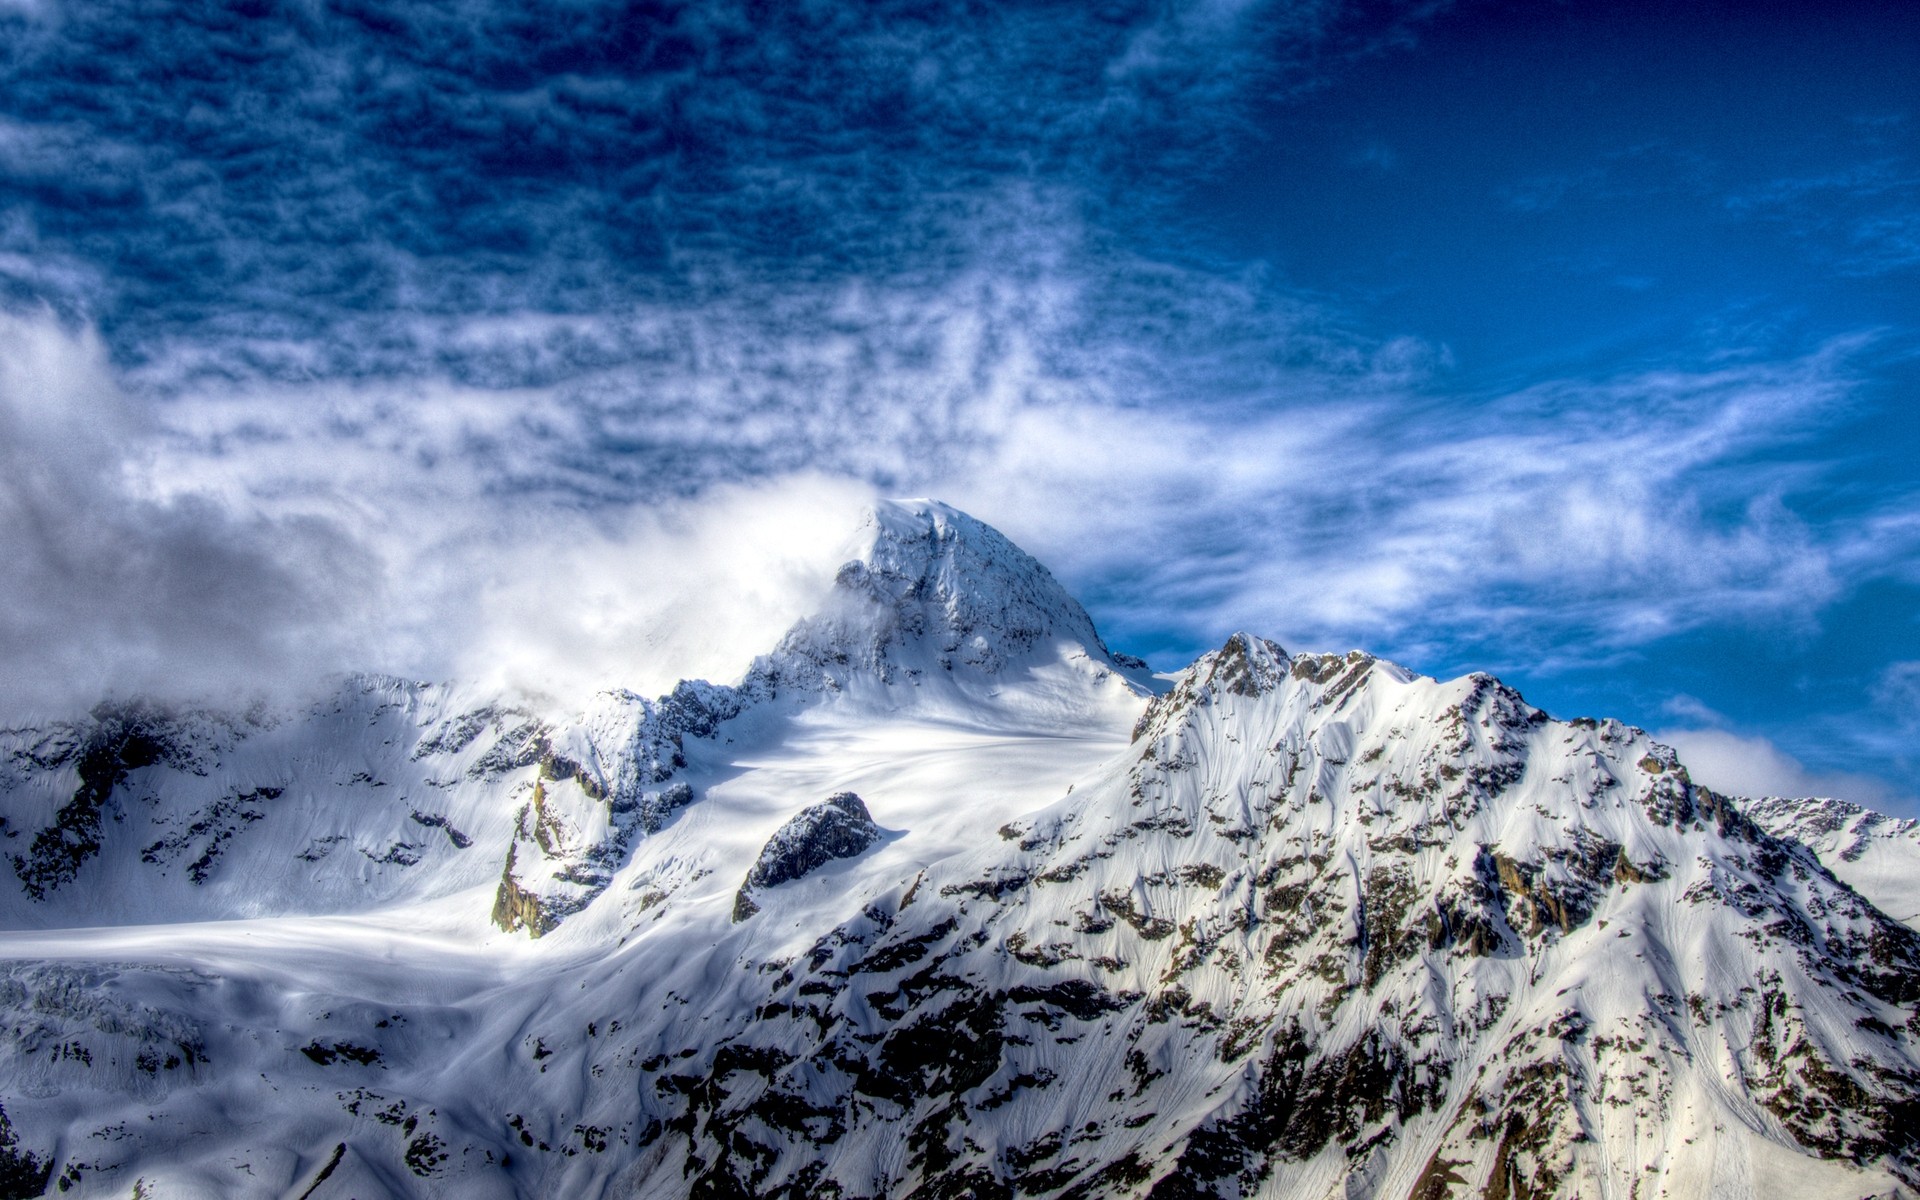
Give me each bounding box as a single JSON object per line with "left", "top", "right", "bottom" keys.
{"left": 0, "top": 0, "right": 1915, "bottom": 820}
{"left": 1728, "top": 159, "right": 1920, "bottom": 278}
{"left": 0, "top": 0, "right": 1383, "bottom": 390}
{"left": 0, "top": 317, "right": 883, "bottom": 718}
{"left": 104, "top": 232, "right": 1906, "bottom": 711}
{"left": 1875, "top": 660, "right": 1920, "bottom": 712}
{"left": 445, "top": 475, "right": 876, "bottom": 704}
{"left": 937, "top": 335, "right": 1885, "bottom": 677}
{"left": 5, "top": 159, "right": 1900, "bottom": 728}
{"left": 0, "top": 313, "right": 377, "bottom": 719}
{"left": 1655, "top": 726, "right": 1917, "bottom": 815}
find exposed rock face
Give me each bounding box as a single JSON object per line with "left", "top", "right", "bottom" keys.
{"left": 10, "top": 702, "right": 180, "bottom": 900}
{"left": 0, "top": 1101, "right": 52, "bottom": 1198}
{"left": 733, "top": 792, "right": 882, "bottom": 921}
{"left": 487, "top": 686, "right": 726, "bottom": 937}
{"left": 490, "top": 843, "right": 554, "bottom": 937}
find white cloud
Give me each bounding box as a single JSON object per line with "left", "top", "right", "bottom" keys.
{"left": 0, "top": 313, "right": 377, "bottom": 719}
{"left": 932, "top": 336, "right": 1876, "bottom": 674}
{"left": 1656, "top": 726, "right": 1917, "bottom": 813}
{"left": 1874, "top": 660, "right": 1920, "bottom": 724}
{"left": 115, "top": 263, "right": 1902, "bottom": 709}
{"left": 440, "top": 475, "right": 875, "bottom": 704}
{"left": 0, "top": 316, "right": 894, "bottom": 718}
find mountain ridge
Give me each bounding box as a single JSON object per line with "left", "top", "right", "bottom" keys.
{"left": 0, "top": 500, "right": 1915, "bottom": 1199}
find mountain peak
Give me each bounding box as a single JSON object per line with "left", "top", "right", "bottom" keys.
{"left": 752, "top": 497, "right": 1130, "bottom": 696}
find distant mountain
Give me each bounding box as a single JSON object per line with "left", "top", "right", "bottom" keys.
{"left": 1744, "top": 794, "right": 1920, "bottom": 930}
{"left": 0, "top": 502, "right": 1915, "bottom": 1199}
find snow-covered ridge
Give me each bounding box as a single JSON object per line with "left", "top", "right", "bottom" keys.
{"left": 619, "top": 632, "right": 1920, "bottom": 1198}
{"left": 1, "top": 501, "right": 1917, "bottom": 1199}
{"left": 0, "top": 498, "right": 1148, "bottom": 938}
{"left": 0, "top": 680, "right": 542, "bottom": 929}
{"left": 1744, "top": 793, "right": 1920, "bottom": 929}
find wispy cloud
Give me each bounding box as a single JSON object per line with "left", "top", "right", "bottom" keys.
{"left": 950, "top": 335, "right": 1890, "bottom": 674}
{"left": 1728, "top": 158, "right": 1920, "bottom": 277}
{"left": 1654, "top": 690, "right": 1919, "bottom": 813}
{"left": 0, "top": 0, "right": 1357, "bottom": 388}
{"left": 0, "top": 313, "right": 884, "bottom": 715}
{"left": 1874, "top": 660, "right": 1920, "bottom": 719}
{"left": 114, "top": 277, "right": 1913, "bottom": 712}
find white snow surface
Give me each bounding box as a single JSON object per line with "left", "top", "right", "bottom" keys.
{"left": 0, "top": 502, "right": 1916, "bottom": 1199}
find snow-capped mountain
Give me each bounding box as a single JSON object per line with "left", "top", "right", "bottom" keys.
{"left": 0, "top": 500, "right": 1147, "bottom": 937}
{"left": 488, "top": 498, "right": 1152, "bottom": 936}
{"left": 0, "top": 501, "right": 1916, "bottom": 1199}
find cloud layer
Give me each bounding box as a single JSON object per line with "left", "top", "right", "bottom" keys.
{"left": 0, "top": 0, "right": 1377, "bottom": 388}
{"left": 1658, "top": 727, "right": 1918, "bottom": 812}
{"left": 71, "top": 293, "right": 1900, "bottom": 727}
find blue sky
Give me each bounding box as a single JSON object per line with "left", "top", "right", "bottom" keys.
{"left": 0, "top": 0, "right": 1916, "bottom": 811}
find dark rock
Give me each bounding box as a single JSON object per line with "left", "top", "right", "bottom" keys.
{"left": 0, "top": 1101, "right": 52, "bottom": 1200}
{"left": 733, "top": 793, "right": 881, "bottom": 922}
{"left": 12, "top": 704, "right": 175, "bottom": 899}
{"left": 637, "top": 781, "right": 696, "bottom": 833}
{"left": 408, "top": 810, "right": 473, "bottom": 849}
{"left": 492, "top": 844, "right": 555, "bottom": 937}
{"left": 300, "top": 1041, "right": 382, "bottom": 1067}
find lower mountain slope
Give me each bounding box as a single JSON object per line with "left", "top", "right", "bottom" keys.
{"left": 1, "top": 633, "right": 1914, "bottom": 1199}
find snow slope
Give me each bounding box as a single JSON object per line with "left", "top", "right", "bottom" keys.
{"left": 1743, "top": 795, "right": 1920, "bottom": 930}
{"left": 0, "top": 503, "right": 1916, "bottom": 1200}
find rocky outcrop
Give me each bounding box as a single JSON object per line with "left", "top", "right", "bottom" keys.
{"left": 487, "top": 685, "right": 731, "bottom": 936}
{"left": 1131, "top": 632, "right": 1290, "bottom": 743}
{"left": 11, "top": 703, "right": 178, "bottom": 899}
{"left": 490, "top": 844, "right": 554, "bottom": 937}
{"left": 733, "top": 792, "right": 882, "bottom": 921}
{"left": 0, "top": 1101, "right": 52, "bottom": 1198}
